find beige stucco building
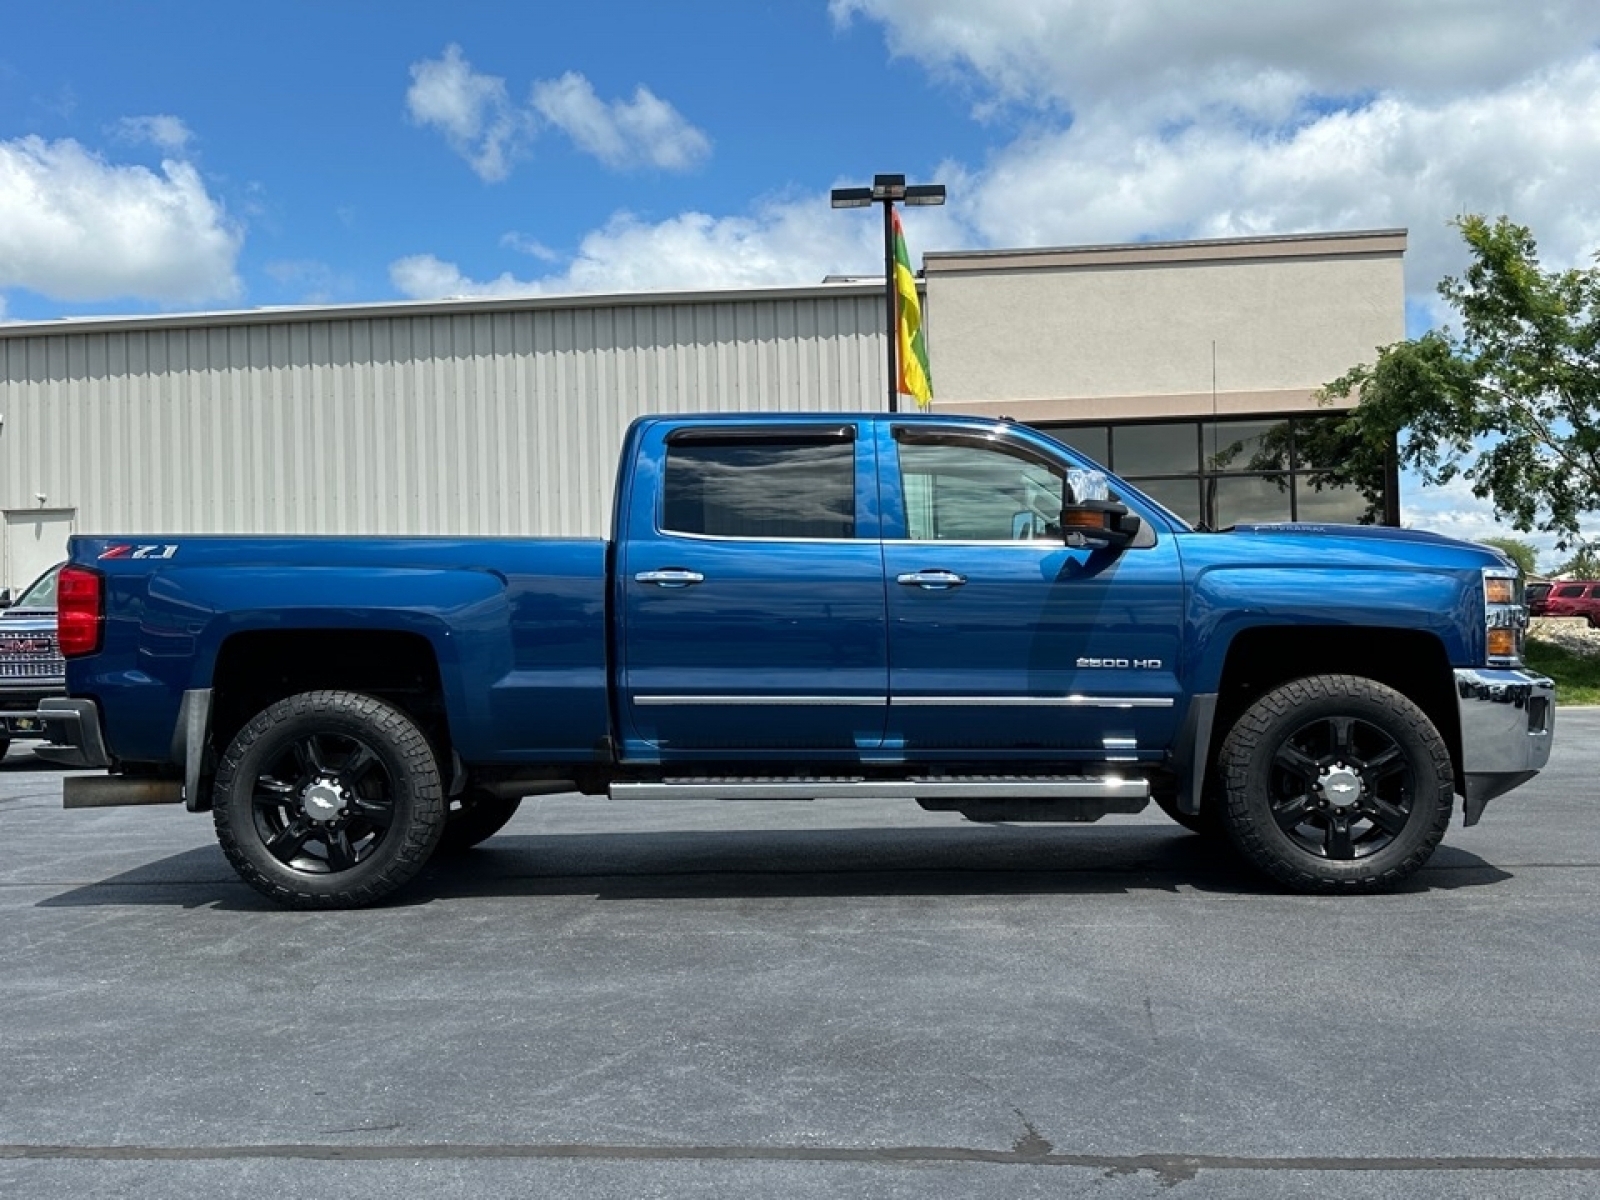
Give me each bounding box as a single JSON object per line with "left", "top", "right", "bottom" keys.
{"left": 0, "top": 227, "right": 1405, "bottom": 594}
{"left": 924, "top": 229, "right": 1405, "bottom": 423}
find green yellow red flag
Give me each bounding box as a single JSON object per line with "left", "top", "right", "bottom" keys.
{"left": 891, "top": 209, "right": 932, "bottom": 409}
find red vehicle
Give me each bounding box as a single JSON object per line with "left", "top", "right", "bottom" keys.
{"left": 1538, "top": 580, "right": 1600, "bottom": 625}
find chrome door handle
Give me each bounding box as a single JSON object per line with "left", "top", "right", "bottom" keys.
{"left": 896, "top": 570, "right": 967, "bottom": 590}
{"left": 634, "top": 568, "right": 705, "bottom": 588}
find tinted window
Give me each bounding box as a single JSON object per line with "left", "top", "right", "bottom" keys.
{"left": 1204, "top": 420, "right": 1284, "bottom": 473}
{"left": 662, "top": 438, "right": 855, "bottom": 539}
{"left": 1130, "top": 478, "right": 1202, "bottom": 526}
{"left": 1556, "top": 585, "right": 1585, "bottom": 597}
{"left": 1212, "top": 475, "right": 1292, "bottom": 526}
{"left": 1114, "top": 423, "right": 1199, "bottom": 476}
{"left": 1294, "top": 476, "right": 1372, "bottom": 524}
{"left": 1052, "top": 425, "right": 1109, "bottom": 468}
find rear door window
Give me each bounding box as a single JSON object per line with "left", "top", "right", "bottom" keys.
{"left": 662, "top": 430, "right": 856, "bottom": 539}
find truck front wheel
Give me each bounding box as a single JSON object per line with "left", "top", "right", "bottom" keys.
{"left": 212, "top": 690, "right": 446, "bottom": 908}
{"left": 1218, "top": 675, "right": 1453, "bottom": 893}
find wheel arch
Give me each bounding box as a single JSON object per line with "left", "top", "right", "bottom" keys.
{"left": 1209, "top": 626, "right": 1463, "bottom": 793}
{"left": 209, "top": 629, "right": 451, "bottom": 769}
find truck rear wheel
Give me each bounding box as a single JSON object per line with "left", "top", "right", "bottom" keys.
{"left": 1218, "top": 674, "right": 1453, "bottom": 893}
{"left": 212, "top": 690, "right": 445, "bottom": 908}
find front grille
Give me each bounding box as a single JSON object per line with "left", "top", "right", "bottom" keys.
{"left": 0, "top": 630, "right": 64, "bottom": 679}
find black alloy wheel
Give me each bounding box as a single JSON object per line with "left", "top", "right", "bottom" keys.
{"left": 213, "top": 691, "right": 444, "bottom": 908}
{"left": 1218, "top": 675, "right": 1453, "bottom": 892}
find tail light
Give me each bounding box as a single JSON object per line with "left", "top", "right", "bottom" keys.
{"left": 57, "top": 566, "right": 105, "bottom": 657}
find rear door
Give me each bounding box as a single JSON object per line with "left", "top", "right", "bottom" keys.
{"left": 617, "top": 420, "right": 889, "bottom": 757}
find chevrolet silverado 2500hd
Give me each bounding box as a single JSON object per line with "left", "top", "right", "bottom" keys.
{"left": 38, "top": 413, "right": 1553, "bottom": 907}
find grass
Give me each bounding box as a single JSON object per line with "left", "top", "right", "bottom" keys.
{"left": 1525, "top": 638, "right": 1600, "bottom": 705}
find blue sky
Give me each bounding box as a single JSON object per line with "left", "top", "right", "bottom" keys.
{"left": 5, "top": 0, "right": 1600, "bottom": 561}
{"left": 0, "top": 0, "right": 986, "bottom": 315}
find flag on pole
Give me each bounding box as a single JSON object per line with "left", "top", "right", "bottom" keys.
{"left": 891, "top": 209, "right": 933, "bottom": 410}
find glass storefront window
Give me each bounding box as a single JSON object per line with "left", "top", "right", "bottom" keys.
{"left": 1125, "top": 477, "right": 1203, "bottom": 526}
{"left": 1112, "top": 423, "right": 1199, "bottom": 476}
{"left": 1212, "top": 475, "right": 1293, "bottom": 527}
{"left": 1050, "top": 425, "right": 1110, "bottom": 469}
{"left": 1295, "top": 476, "right": 1373, "bottom": 524}
{"left": 1203, "top": 419, "right": 1290, "bottom": 474}
{"left": 1038, "top": 415, "right": 1391, "bottom": 530}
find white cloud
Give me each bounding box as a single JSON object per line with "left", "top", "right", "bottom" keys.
{"left": 830, "top": 0, "right": 1600, "bottom": 113}
{"left": 388, "top": 193, "right": 958, "bottom": 300}
{"left": 956, "top": 57, "right": 1600, "bottom": 325}
{"left": 113, "top": 115, "right": 194, "bottom": 153}
{"left": 399, "top": 7, "right": 1600, "bottom": 319}
{"left": 820, "top": 2, "right": 1600, "bottom": 329}
{"left": 530, "top": 72, "right": 711, "bottom": 171}
{"left": 0, "top": 135, "right": 242, "bottom": 304}
{"left": 499, "top": 231, "right": 560, "bottom": 262}
{"left": 1399, "top": 473, "right": 1563, "bottom": 569}
{"left": 406, "top": 49, "right": 709, "bottom": 178}
{"left": 405, "top": 44, "right": 525, "bottom": 182}
{"left": 389, "top": 253, "right": 537, "bottom": 299}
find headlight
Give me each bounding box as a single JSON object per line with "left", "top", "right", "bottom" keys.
{"left": 1483, "top": 567, "right": 1525, "bottom": 666}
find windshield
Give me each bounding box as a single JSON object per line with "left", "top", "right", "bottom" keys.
{"left": 14, "top": 563, "right": 62, "bottom": 609}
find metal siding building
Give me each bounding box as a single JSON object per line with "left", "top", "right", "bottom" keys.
{"left": 0, "top": 284, "right": 886, "bottom": 590}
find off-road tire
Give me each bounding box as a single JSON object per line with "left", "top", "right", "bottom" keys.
{"left": 212, "top": 690, "right": 445, "bottom": 909}
{"left": 1218, "top": 674, "right": 1453, "bottom": 893}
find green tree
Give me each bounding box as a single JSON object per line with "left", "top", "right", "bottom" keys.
{"left": 1478, "top": 536, "right": 1539, "bottom": 577}
{"left": 1554, "top": 544, "right": 1600, "bottom": 579}
{"left": 1320, "top": 215, "right": 1600, "bottom": 549}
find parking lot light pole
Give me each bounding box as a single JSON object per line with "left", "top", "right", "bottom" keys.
{"left": 830, "top": 174, "right": 946, "bottom": 413}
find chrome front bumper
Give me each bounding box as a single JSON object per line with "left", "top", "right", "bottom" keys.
{"left": 1455, "top": 667, "right": 1555, "bottom": 825}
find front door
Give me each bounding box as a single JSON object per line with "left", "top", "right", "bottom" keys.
{"left": 618, "top": 422, "right": 888, "bottom": 757}
{"left": 879, "top": 425, "right": 1183, "bottom": 761}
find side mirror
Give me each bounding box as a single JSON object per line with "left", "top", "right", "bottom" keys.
{"left": 1061, "top": 468, "right": 1139, "bottom": 550}
{"left": 1059, "top": 498, "right": 1141, "bottom": 550}
{"left": 0, "top": 588, "right": 11, "bottom": 609}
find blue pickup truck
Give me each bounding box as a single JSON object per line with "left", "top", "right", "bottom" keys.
{"left": 40, "top": 412, "right": 1553, "bottom": 907}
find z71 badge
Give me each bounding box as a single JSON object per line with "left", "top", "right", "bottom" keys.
{"left": 99, "top": 544, "right": 179, "bottom": 560}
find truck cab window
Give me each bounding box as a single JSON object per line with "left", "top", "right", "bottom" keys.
{"left": 663, "top": 438, "right": 856, "bottom": 538}
{"left": 896, "top": 439, "right": 1065, "bottom": 541}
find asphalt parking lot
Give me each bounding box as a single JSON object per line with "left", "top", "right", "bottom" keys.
{"left": 3, "top": 711, "right": 1598, "bottom": 1200}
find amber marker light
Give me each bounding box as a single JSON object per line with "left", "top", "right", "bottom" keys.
{"left": 1060, "top": 510, "right": 1107, "bottom": 530}
{"left": 1484, "top": 577, "right": 1516, "bottom": 606}
{"left": 1487, "top": 626, "right": 1519, "bottom": 659}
